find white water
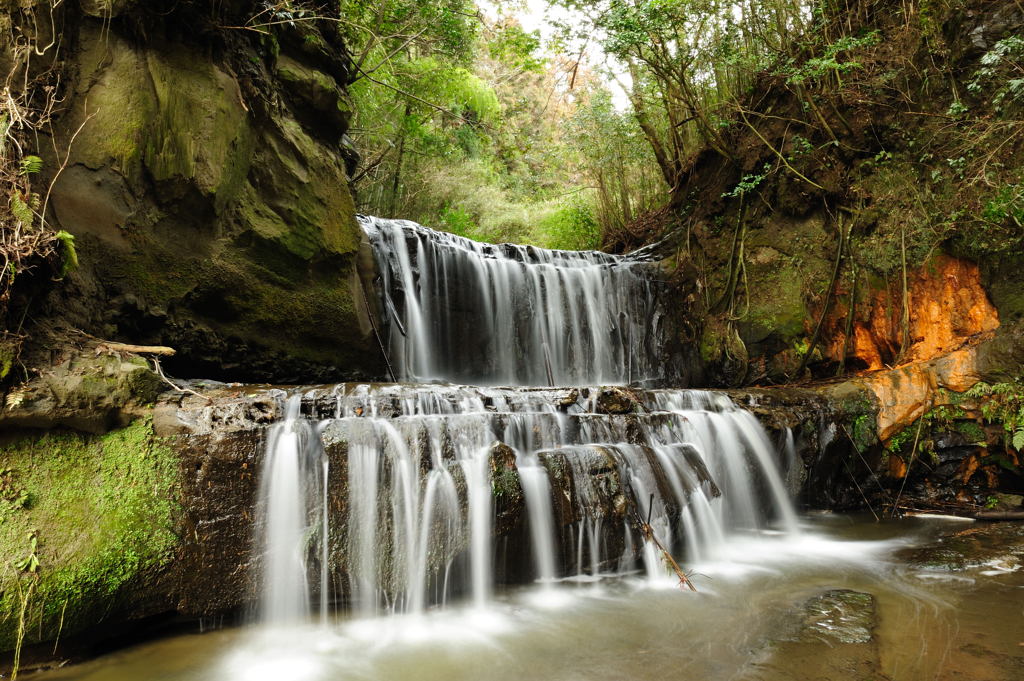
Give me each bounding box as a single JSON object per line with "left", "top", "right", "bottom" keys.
{"left": 256, "top": 396, "right": 326, "bottom": 625}
{"left": 255, "top": 384, "right": 806, "bottom": 620}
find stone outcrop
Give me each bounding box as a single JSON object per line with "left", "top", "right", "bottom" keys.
{"left": 822, "top": 254, "right": 1000, "bottom": 372}
{"left": 15, "top": 1, "right": 385, "bottom": 384}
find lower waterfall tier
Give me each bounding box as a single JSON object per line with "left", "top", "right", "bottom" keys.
{"left": 225, "top": 383, "right": 803, "bottom": 621}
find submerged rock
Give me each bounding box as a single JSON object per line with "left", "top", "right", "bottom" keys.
{"left": 746, "top": 588, "right": 883, "bottom": 681}
{"left": 799, "top": 589, "right": 876, "bottom": 644}
{"left": 898, "top": 522, "right": 1024, "bottom": 572}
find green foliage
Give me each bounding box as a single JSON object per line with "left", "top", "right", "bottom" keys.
{"left": 487, "top": 24, "right": 544, "bottom": 73}
{"left": 535, "top": 199, "right": 602, "bottom": 251}
{"left": 885, "top": 426, "right": 915, "bottom": 456}
{"left": 722, "top": 163, "right": 771, "bottom": 199}
{"left": 967, "top": 36, "right": 1024, "bottom": 115}
{"left": 13, "top": 530, "right": 39, "bottom": 574}
{"left": 962, "top": 382, "right": 1024, "bottom": 451}
{"left": 439, "top": 204, "right": 476, "bottom": 239}
{"left": 8, "top": 192, "right": 37, "bottom": 228}
{"left": 346, "top": 0, "right": 660, "bottom": 250}
{"left": 980, "top": 183, "right": 1024, "bottom": 229}
{"left": 788, "top": 135, "right": 814, "bottom": 159}
{"left": 18, "top": 155, "right": 42, "bottom": 175}
{"left": 946, "top": 100, "right": 969, "bottom": 118}
{"left": 54, "top": 230, "right": 78, "bottom": 277}
{"left": 783, "top": 31, "right": 881, "bottom": 85}
{"left": 851, "top": 413, "right": 874, "bottom": 450}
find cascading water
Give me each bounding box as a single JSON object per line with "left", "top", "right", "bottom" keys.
{"left": 57, "top": 217, "right": 970, "bottom": 681}
{"left": 361, "top": 215, "right": 679, "bottom": 386}
{"left": 255, "top": 395, "right": 328, "bottom": 625}
{"left": 252, "top": 216, "right": 802, "bottom": 626}
{"left": 254, "top": 383, "right": 801, "bottom": 619}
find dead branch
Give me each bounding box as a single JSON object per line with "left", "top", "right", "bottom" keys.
{"left": 96, "top": 342, "right": 176, "bottom": 356}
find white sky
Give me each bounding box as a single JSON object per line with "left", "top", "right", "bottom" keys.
{"left": 477, "top": 0, "right": 632, "bottom": 109}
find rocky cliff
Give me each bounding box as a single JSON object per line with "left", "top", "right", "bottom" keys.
{"left": 4, "top": 0, "right": 384, "bottom": 384}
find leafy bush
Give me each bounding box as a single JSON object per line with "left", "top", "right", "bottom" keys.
{"left": 534, "top": 198, "right": 601, "bottom": 251}
{"left": 967, "top": 36, "right": 1024, "bottom": 115}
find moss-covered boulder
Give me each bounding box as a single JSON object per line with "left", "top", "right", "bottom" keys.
{"left": 0, "top": 419, "right": 180, "bottom": 654}
{"left": 2, "top": 344, "right": 162, "bottom": 433}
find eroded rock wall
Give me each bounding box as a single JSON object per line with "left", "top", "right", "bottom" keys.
{"left": 20, "top": 1, "right": 384, "bottom": 383}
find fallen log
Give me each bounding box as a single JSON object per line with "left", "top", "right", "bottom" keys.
{"left": 96, "top": 342, "right": 176, "bottom": 356}
{"left": 905, "top": 510, "right": 1024, "bottom": 522}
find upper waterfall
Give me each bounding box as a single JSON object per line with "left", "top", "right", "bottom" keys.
{"left": 361, "top": 216, "right": 679, "bottom": 386}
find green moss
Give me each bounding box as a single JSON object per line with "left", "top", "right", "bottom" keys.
{"left": 741, "top": 268, "right": 809, "bottom": 344}
{"left": 829, "top": 382, "right": 878, "bottom": 450}
{"left": 143, "top": 48, "right": 254, "bottom": 209}
{"left": 491, "top": 468, "right": 520, "bottom": 498}
{"left": 0, "top": 419, "right": 180, "bottom": 651}
{"left": 0, "top": 338, "right": 15, "bottom": 381}
{"left": 72, "top": 32, "right": 154, "bottom": 175}
{"left": 955, "top": 420, "right": 986, "bottom": 443}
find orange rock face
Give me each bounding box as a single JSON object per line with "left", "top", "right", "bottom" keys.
{"left": 855, "top": 347, "right": 985, "bottom": 441}
{"left": 827, "top": 255, "right": 1000, "bottom": 442}
{"left": 827, "top": 255, "right": 999, "bottom": 371}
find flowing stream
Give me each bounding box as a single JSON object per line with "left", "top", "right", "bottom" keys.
{"left": 32, "top": 218, "right": 1024, "bottom": 680}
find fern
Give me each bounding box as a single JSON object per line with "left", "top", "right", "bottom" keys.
{"left": 55, "top": 230, "right": 78, "bottom": 277}
{"left": 964, "top": 381, "right": 993, "bottom": 398}
{"left": 9, "top": 193, "right": 35, "bottom": 228}
{"left": 19, "top": 155, "right": 43, "bottom": 175}
{"left": 1012, "top": 429, "right": 1024, "bottom": 452}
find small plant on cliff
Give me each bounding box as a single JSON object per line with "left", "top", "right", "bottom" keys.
{"left": 1, "top": 7, "right": 87, "bottom": 382}
{"left": 967, "top": 36, "right": 1024, "bottom": 116}
{"left": 965, "top": 382, "right": 1024, "bottom": 453}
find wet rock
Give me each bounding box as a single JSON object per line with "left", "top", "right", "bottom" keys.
{"left": 700, "top": 317, "right": 749, "bottom": 387}
{"left": 490, "top": 441, "right": 525, "bottom": 536}
{"left": 799, "top": 589, "right": 876, "bottom": 644}
{"left": 898, "top": 523, "right": 1024, "bottom": 572}
{"left": 749, "top": 588, "right": 884, "bottom": 681}
{"left": 557, "top": 388, "right": 580, "bottom": 409}
{"left": 596, "top": 387, "right": 637, "bottom": 414}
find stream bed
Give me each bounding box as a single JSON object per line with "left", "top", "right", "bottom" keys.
{"left": 34, "top": 516, "right": 1024, "bottom": 681}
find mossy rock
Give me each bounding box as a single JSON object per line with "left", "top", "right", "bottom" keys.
{"left": 0, "top": 419, "right": 180, "bottom": 653}
{"left": 275, "top": 55, "right": 351, "bottom": 135}
{"left": 699, "top": 317, "right": 749, "bottom": 387}
{"left": 45, "top": 20, "right": 381, "bottom": 383}
{"left": 2, "top": 350, "right": 162, "bottom": 433}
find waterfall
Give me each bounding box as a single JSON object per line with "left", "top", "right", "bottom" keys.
{"left": 255, "top": 384, "right": 799, "bottom": 619}
{"left": 255, "top": 396, "right": 328, "bottom": 625}
{"left": 250, "top": 217, "right": 801, "bottom": 625}
{"left": 361, "top": 216, "right": 678, "bottom": 386}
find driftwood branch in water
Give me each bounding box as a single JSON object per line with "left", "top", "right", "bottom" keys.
{"left": 905, "top": 510, "right": 1024, "bottom": 521}
{"left": 630, "top": 492, "right": 697, "bottom": 592}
